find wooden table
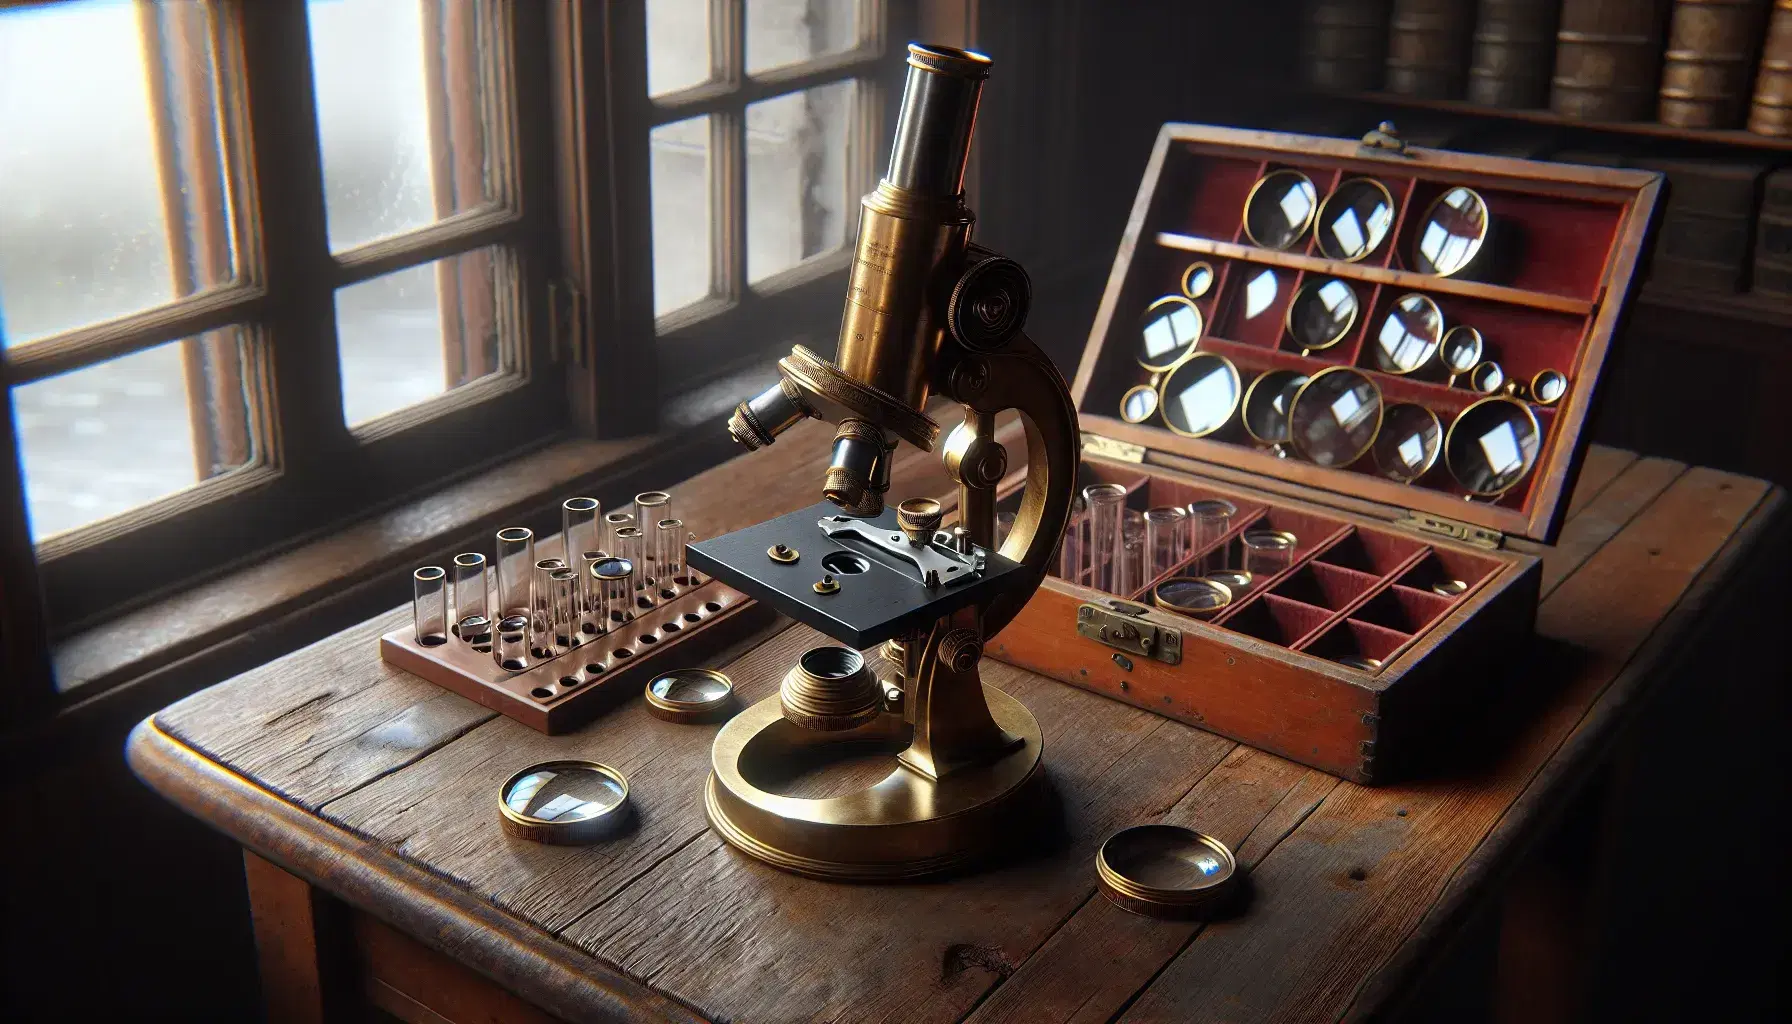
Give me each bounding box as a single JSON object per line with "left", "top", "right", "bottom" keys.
{"left": 128, "top": 421, "right": 1787, "bottom": 1024}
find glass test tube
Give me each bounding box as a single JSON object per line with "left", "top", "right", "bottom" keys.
{"left": 685, "top": 531, "right": 705, "bottom": 586}
{"left": 1057, "top": 494, "right": 1087, "bottom": 582}
{"left": 1121, "top": 511, "right": 1146, "bottom": 597}
{"left": 656, "top": 518, "right": 685, "bottom": 595}
{"left": 633, "top": 492, "right": 672, "bottom": 583}
{"left": 1083, "top": 483, "right": 1127, "bottom": 594}
{"left": 1242, "top": 530, "right": 1297, "bottom": 578}
{"left": 1143, "top": 506, "right": 1188, "bottom": 582}
{"left": 531, "top": 558, "right": 567, "bottom": 657}
{"left": 601, "top": 511, "right": 634, "bottom": 559}
{"left": 561, "top": 497, "right": 600, "bottom": 568}
{"left": 451, "top": 552, "right": 490, "bottom": 641}
{"left": 1187, "top": 499, "right": 1237, "bottom": 576}
{"left": 577, "top": 550, "right": 607, "bottom": 636}
{"left": 494, "top": 527, "right": 535, "bottom": 619}
{"left": 493, "top": 614, "right": 530, "bottom": 672}
{"left": 413, "top": 566, "right": 448, "bottom": 646}
{"left": 550, "top": 567, "right": 579, "bottom": 648}
{"left": 591, "top": 556, "right": 634, "bottom": 629}
{"left": 612, "top": 527, "right": 646, "bottom": 611}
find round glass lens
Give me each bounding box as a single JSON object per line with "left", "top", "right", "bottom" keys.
{"left": 1287, "top": 278, "right": 1359, "bottom": 352}
{"left": 1372, "top": 293, "right": 1443, "bottom": 374}
{"left": 1414, "top": 186, "right": 1489, "bottom": 277}
{"left": 1371, "top": 402, "right": 1442, "bottom": 482}
{"left": 502, "top": 765, "right": 626, "bottom": 824}
{"left": 1446, "top": 397, "right": 1542, "bottom": 496}
{"left": 1136, "top": 295, "right": 1204, "bottom": 370}
{"left": 1181, "top": 261, "right": 1215, "bottom": 299}
{"left": 1159, "top": 354, "right": 1241, "bottom": 438}
{"left": 1243, "top": 169, "right": 1318, "bottom": 250}
{"left": 1289, "top": 368, "right": 1382, "bottom": 467}
{"left": 1315, "top": 177, "right": 1395, "bottom": 261}
{"left": 1242, "top": 369, "right": 1309, "bottom": 444}
{"left": 1440, "top": 325, "right": 1483, "bottom": 374}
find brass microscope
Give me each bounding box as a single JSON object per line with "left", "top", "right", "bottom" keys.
{"left": 686, "top": 43, "right": 1077, "bottom": 881}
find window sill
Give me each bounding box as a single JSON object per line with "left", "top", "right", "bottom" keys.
{"left": 2, "top": 388, "right": 758, "bottom": 766}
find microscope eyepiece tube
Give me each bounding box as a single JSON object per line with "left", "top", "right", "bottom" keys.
{"left": 823, "top": 419, "right": 889, "bottom": 516}
{"left": 888, "top": 44, "right": 991, "bottom": 198}
{"left": 728, "top": 377, "right": 812, "bottom": 451}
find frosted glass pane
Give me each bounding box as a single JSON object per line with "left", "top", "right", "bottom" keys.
{"left": 747, "top": 83, "right": 854, "bottom": 284}
{"left": 648, "top": 0, "right": 711, "bottom": 97}
{"left": 651, "top": 116, "right": 712, "bottom": 315}
{"left": 746, "top": 0, "right": 860, "bottom": 74}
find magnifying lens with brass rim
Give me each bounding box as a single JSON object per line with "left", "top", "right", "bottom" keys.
{"left": 1180, "top": 260, "right": 1216, "bottom": 300}
{"left": 1371, "top": 293, "right": 1444, "bottom": 375}
{"left": 1136, "top": 294, "right": 1204, "bottom": 372}
{"left": 1242, "top": 168, "right": 1318, "bottom": 250}
{"left": 1439, "top": 325, "right": 1483, "bottom": 387}
{"left": 1153, "top": 577, "right": 1233, "bottom": 620}
{"left": 1314, "top": 177, "right": 1395, "bottom": 262}
{"left": 1097, "top": 824, "right": 1239, "bottom": 919}
{"left": 1445, "top": 395, "right": 1542, "bottom": 498}
{"left": 644, "top": 668, "right": 736, "bottom": 724}
{"left": 1432, "top": 579, "right": 1469, "bottom": 597}
{"left": 1413, "top": 185, "right": 1490, "bottom": 278}
{"left": 1158, "top": 352, "right": 1242, "bottom": 439}
{"left": 1119, "top": 383, "right": 1159, "bottom": 424}
{"left": 1204, "top": 568, "right": 1253, "bottom": 594}
{"left": 1285, "top": 277, "right": 1359, "bottom": 356}
{"left": 1288, "top": 366, "right": 1383, "bottom": 468}
{"left": 1241, "top": 369, "right": 1309, "bottom": 448}
{"left": 1469, "top": 360, "right": 1505, "bottom": 395}
{"left": 1370, "top": 402, "right": 1442, "bottom": 483}
{"left": 1337, "top": 654, "right": 1383, "bottom": 672}
{"left": 1531, "top": 368, "right": 1568, "bottom": 406}
{"left": 498, "top": 760, "right": 631, "bottom": 844}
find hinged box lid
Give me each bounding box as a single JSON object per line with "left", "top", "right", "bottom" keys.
{"left": 1070, "top": 122, "right": 1664, "bottom": 546}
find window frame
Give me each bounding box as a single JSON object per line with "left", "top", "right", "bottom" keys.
{"left": 3, "top": 0, "right": 567, "bottom": 633}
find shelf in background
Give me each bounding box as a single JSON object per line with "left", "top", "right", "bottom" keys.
{"left": 1639, "top": 284, "right": 1792, "bottom": 331}
{"left": 1333, "top": 92, "right": 1792, "bottom": 154}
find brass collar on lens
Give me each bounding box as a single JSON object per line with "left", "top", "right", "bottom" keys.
{"left": 1444, "top": 395, "right": 1542, "bottom": 498}
{"left": 1313, "top": 176, "right": 1395, "bottom": 262}
{"left": 1153, "top": 576, "right": 1233, "bottom": 619}
{"left": 1120, "top": 383, "right": 1159, "bottom": 424}
{"left": 1288, "top": 366, "right": 1385, "bottom": 467}
{"left": 1096, "top": 824, "right": 1238, "bottom": 919}
{"left": 498, "top": 760, "right": 631, "bottom": 845}
{"left": 645, "top": 668, "right": 736, "bottom": 724}
{"left": 1241, "top": 168, "right": 1318, "bottom": 250}
{"left": 1156, "top": 352, "right": 1242, "bottom": 439}
{"left": 1138, "top": 294, "right": 1205, "bottom": 372}
{"left": 1180, "top": 260, "right": 1216, "bottom": 300}
{"left": 1283, "top": 278, "right": 1359, "bottom": 354}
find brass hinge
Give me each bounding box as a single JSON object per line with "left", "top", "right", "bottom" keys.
{"left": 1082, "top": 433, "right": 1146, "bottom": 464}
{"left": 547, "top": 279, "right": 587, "bottom": 367}
{"left": 1396, "top": 510, "right": 1503, "bottom": 550}
{"left": 1076, "top": 599, "right": 1183, "bottom": 665}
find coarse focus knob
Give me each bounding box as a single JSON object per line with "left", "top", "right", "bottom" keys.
{"left": 897, "top": 497, "right": 944, "bottom": 545}
{"left": 938, "top": 628, "right": 983, "bottom": 672}
{"left": 947, "top": 248, "right": 1031, "bottom": 352}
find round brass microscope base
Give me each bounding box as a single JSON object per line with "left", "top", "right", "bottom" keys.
{"left": 705, "top": 684, "right": 1046, "bottom": 882}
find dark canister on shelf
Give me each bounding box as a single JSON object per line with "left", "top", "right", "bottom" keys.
{"left": 1469, "top": 0, "right": 1566, "bottom": 107}
{"left": 1748, "top": 0, "right": 1792, "bottom": 134}
{"left": 1659, "top": 0, "right": 1774, "bottom": 129}
{"left": 1752, "top": 167, "right": 1792, "bottom": 296}
{"left": 1551, "top": 0, "right": 1674, "bottom": 121}
{"left": 1386, "top": 0, "right": 1478, "bottom": 98}
{"left": 1305, "top": 0, "right": 1394, "bottom": 91}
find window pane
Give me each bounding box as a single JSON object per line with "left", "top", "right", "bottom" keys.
{"left": 648, "top": 0, "right": 712, "bottom": 97}
{"left": 13, "top": 330, "right": 258, "bottom": 541}
{"left": 747, "top": 83, "right": 855, "bottom": 285}
{"left": 0, "top": 1, "right": 237, "bottom": 345}
{"left": 651, "top": 116, "right": 713, "bottom": 315}
{"left": 307, "top": 0, "right": 499, "bottom": 253}
{"left": 337, "top": 246, "right": 513, "bottom": 427}
{"left": 746, "top": 0, "right": 861, "bottom": 74}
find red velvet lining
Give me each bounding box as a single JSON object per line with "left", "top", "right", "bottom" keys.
{"left": 1352, "top": 585, "right": 1454, "bottom": 633}
{"left": 1302, "top": 618, "right": 1412, "bottom": 662}
{"left": 1314, "top": 528, "right": 1428, "bottom": 576}
{"left": 1271, "top": 561, "right": 1380, "bottom": 612}
{"left": 1224, "top": 593, "right": 1334, "bottom": 647}
{"left": 1391, "top": 181, "right": 1621, "bottom": 299}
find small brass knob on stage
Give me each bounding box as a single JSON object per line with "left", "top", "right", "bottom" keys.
{"left": 780, "top": 646, "right": 883, "bottom": 732}
{"left": 897, "top": 497, "right": 944, "bottom": 545}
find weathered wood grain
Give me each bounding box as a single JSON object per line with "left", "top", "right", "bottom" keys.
{"left": 556, "top": 657, "right": 1234, "bottom": 1024}
{"left": 1536, "top": 457, "right": 1683, "bottom": 599}
{"left": 965, "top": 747, "right": 1337, "bottom": 1024}
{"left": 156, "top": 608, "right": 495, "bottom": 808}
{"left": 321, "top": 624, "right": 814, "bottom": 933}
{"left": 1116, "top": 467, "right": 1771, "bottom": 1023}
{"left": 1559, "top": 445, "right": 1636, "bottom": 520}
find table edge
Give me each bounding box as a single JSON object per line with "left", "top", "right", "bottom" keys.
{"left": 1337, "top": 483, "right": 1789, "bottom": 1023}
{"left": 124, "top": 718, "right": 710, "bottom": 1024}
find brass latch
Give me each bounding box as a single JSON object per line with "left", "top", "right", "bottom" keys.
{"left": 1397, "top": 510, "right": 1503, "bottom": 550}
{"left": 1357, "top": 121, "right": 1413, "bottom": 159}
{"left": 1082, "top": 433, "right": 1146, "bottom": 464}
{"left": 1076, "top": 599, "right": 1183, "bottom": 665}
